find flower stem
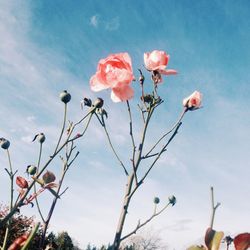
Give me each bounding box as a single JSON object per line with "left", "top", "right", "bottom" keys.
{"left": 34, "top": 143, "right": 45, "bottom": 223}
{"left": 1, "top": 149, "right": 14, "bottom": 250}
{"left": 21, "top": 222, "right": 40, "bottom": 250}
{"left": 54, "top": 103, "right": 67, "bottom": 153}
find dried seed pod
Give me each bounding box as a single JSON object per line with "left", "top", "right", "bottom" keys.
{"left": 93, "top": 98, "right": 104, "bottom": 108}
{"left": 42, "top": 170, "right": 56, "bottom": 184}
{"left": 0, "top": 138, "right": 10, "bottom": 150}
{"left": 153, "top": 197, "right": 160, "bottom": 204}
{"left": 168, "top": 195, "right": 176, "bottom": 206}
{"left": 59, "top": 90, "right": 71, "bottom": 104}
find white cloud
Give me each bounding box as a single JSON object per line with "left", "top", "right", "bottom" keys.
{"left": 90, "top": 15, "right": 99, "bottom": 28}
{"left": 105, "top": 17, "right": 120, "bottom": 31}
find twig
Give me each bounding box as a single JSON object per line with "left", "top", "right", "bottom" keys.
{"left": 126, "top": 101, "right": 138, "bottom": 184}
{"left": 54, "top": 103, "right": 67, "bottom": 153}
{"left": 1, "top": 149, "right": 15, "bottom": 250}
{"left": 144, "top": 108, "right": 187, "bottom": 158}
{"left": 100, "top": 117, "right": 129, "bottom": 176}
{"left": 59, "top": 187, "right": 69, "bottom": 197}
{"left": 120, "top": 202, "right": 170, "bottom": 242}
{"left": 34, "top": 143, "right": 45, "bottom": 223}
{"left": 129, "top": 123, "right": 182, "bottom": 200}
{"left": 210, "top": 186, "right": 221, "bottom": 228}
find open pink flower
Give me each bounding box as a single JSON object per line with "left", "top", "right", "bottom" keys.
{"left": 90, "top": 52, "right": 134, "bottom": 102}
{"left": 234, "top": 233, "right": 250, "bottom": 250}
{"left": 183, "top": 91, "right": 202, "bottom": 110}
{"left": 144, "top": 50, "right": 177, "bottom": 83}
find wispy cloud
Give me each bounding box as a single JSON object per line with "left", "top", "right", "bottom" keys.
{"left": 90, "top": 14, "right": 99, "bottom": 28}
{"left": 105, "top": 17, "right": 120, "bottom": 31}
{"left": 89, "top": 14, "right": 120, "bottom": 31}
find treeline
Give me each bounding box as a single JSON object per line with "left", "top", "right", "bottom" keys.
{"left": 0, "top": 204, "right": 137, "bottom": 250}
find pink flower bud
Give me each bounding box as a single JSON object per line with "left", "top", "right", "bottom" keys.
{"left": 183, "top": 91, "right": 202, "bottom": 110}
{"left": 16, "top": 176, "right": 28, "bottom": 189}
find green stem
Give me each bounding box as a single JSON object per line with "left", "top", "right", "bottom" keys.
{"left": 21, "top": 222, "right": 40, "bottom": 250}
{"left": 126, "top": 101, "right": 137, "bottom": 183}
{"left": 1, "top": 149, "right": 14, "bottom": 250}
{"left": 102, "top": 121, "right": 128, "bottom": 176}
{"left": 144, "top": 108, "right": 187, "bottom": 158}
{"left": 7, "top": 149, "right": 13, "bottom": 210}
{"left": 34, "top": 143, "right": 45, "bottom": 223}
{"left": 54, "top": 104, "right": 67, "bottom": 153}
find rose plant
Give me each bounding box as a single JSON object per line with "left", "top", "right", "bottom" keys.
{"left": 0, "top": 48, "right": 206, "bottom": 250}
{"left": 89, "top": 50, "right": 202, "bottom": 249}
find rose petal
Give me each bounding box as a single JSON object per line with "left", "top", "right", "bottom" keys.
{"left": 111, "top": 84, "right": 134, "bottom": 102}
{"left": 160, "top": 69, "right": 178, "bottom": 75}
{"left": 90, "top": 73, "right": 110, "bottom": 92}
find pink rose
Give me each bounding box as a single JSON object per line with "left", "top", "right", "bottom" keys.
{"left": 183, "top": 91, "right": 202, "bottom": 110}
{"left": 144, "top": 50, "right": 177, "bottom": 83}
{"left": 90, "top": 53, "right": 134, "bottom": 102}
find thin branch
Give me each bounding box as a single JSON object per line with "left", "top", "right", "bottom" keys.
{"left": 68, "top": 151, "right": 80, "bottom": 167}
{"left": 59, "top": 187, "right": 69, "bottom": 197}
{"left": 2, "top": 149, "right": 14, "bottom": 250}
{"left": 127, "top": 101, "right": 138, "bottom": 184}
{"left": 144, "top": 108, "right": 187, "bottom": 158}
{"left": 137, "top": 104, "right": 146, "bottom": 124}
{"left": 120, "top": 202, "right": 170, "bottom": 242}
{"left": 101, "top": 117, "right": 129, "bottom": 176}
{"left": 129, "top": 123, "right": 182, "bottom": 199}
{"left": 210, "top": 186, "right": 221, "bottom": 228}
{"left": 34, "top": 143, "right": 45, "bottom": 223}
{"left": 54, "top": 103, "right": 67, "bottom": 153}
{"left": 74, "top": 106, "right": 96, "bottom": 127}
{"left": 68, "top": 112, "right": 94, "bottom": 143}
{"left": 140, "top": 122, "right": 182, "bottom": 184}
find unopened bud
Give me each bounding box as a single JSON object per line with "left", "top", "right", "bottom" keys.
{"left": 38, "top": 133, "right": 45, "bottom": 143}
{"left": 168, "top": 195, "right": 176, "bottom": 206}
{"left": 32, "top": 133, "right": 45, "bottom": 144}
{"left": 42, "top": 171, "right": 56, "bottom": 184}
{"left": 182, "top": 91, "right": 202, "bottom": 111}
{"left": 153, "top": 197, "right": 160, "bottom": 204}
{"left": 60, "top": 90, "right": 71, "bottom": 104}
{"left": 141, "top": 94, "right": 153, "bottom": 104}
{"left": 94, "top": 98, "right": 104, "bottom": 108}
{"left": 82, "top": 98, "right": 92, "bottom": 107}
{"left": 26, "top": 165, "right": 37, "bottom": 175}
{"left": 16, "top": 176, "right": 29, "bottom": 189}
{"left": 0, "top": 138, "right": 10, "bottom": 150}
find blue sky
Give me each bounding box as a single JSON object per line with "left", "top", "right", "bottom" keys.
{"left": 0, "top": 0, "right": 250, "bottom": 249}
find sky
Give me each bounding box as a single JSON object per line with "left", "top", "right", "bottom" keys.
{"left": 0, "top": 0, "right": 250, "bottom": 249}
